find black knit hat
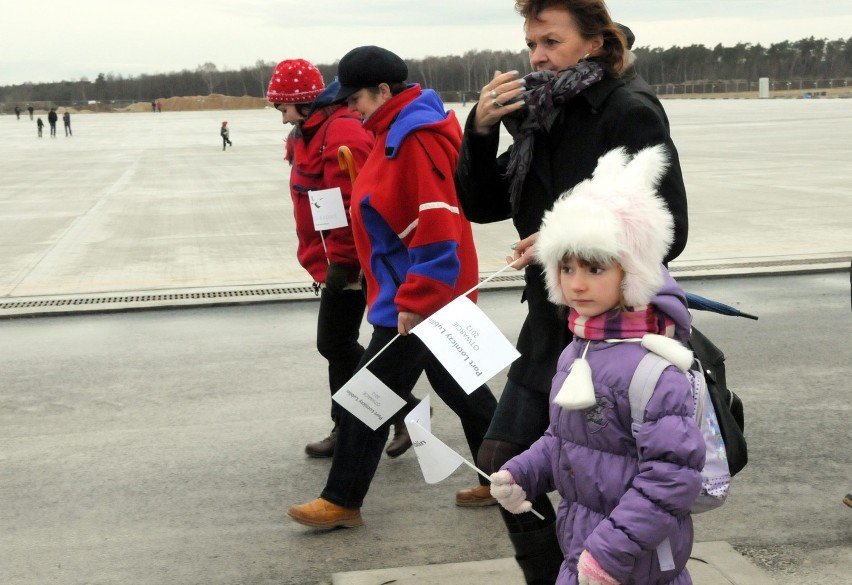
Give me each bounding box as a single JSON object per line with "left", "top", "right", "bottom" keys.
{"left": 616, "top": 23, "right": 636, "bottom": 50}
{"left": 334, "top": 46, "right": 408, "bottom": 102}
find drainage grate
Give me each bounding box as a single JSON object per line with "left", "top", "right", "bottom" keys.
{"left": 0, "top": 286, "right": 317, "bottom": 310}
{"left": 486, "top": 274, "right": 524, "bottom": 282}
{"left": 0, "top": 274, "right": 529, "bottom": 312}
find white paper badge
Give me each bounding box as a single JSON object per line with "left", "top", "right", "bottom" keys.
{"left": 332, "top": 368, "right": 407, "bottom": 430}
{"left": 411, "top": 296, "right": 520, "bottom": 394}
{"left": 308, "top": 187, "right": 348, "bottom": 230}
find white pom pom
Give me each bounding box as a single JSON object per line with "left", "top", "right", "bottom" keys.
{"left": 553, "top": 358, "right": 597, "bottom": 410}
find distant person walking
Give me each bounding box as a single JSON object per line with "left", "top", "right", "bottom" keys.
{"left": 15, "top": 105, "right": 21, "bottom": 119}
{"left": 63, "top": 111, "right": 72, "bottom": 137}
{"left": 27, "top": 105, "right": 34, "bottom": 120}
{"left": 220, "top": 121, "right": 232, "bottom": 150}
{"left": 156, "top": 101, "right": 162, "bottom": 113}
{"left": 36, "top": 117, "right": 44, "bottom": 137}
{"left": 151, "top": 101, "right": 156, "bottom": 112}
{"left": 47, "top": 108, "right": 58, "bottom": 137}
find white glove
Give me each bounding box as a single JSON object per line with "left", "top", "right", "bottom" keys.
{"left": 489, "top": 470, "right": 532, "bottom": 514}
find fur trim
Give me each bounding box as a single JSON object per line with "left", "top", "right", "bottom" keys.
{"left": 641, "top": 334, "right": 694, "bottom": 372}
{"left": 535, "top": 145, "right": 674, "bottom": 307}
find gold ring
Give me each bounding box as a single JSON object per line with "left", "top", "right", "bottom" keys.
{"left": 489, "top": 89, "right": 499, "bottom": 100}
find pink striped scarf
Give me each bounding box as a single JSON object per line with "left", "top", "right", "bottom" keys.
{"left": 568, "top": 304, "right": 676, "bottom": 341}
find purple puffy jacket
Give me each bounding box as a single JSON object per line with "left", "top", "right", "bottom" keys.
{"left": 503, "top": 271, "right": 705, "bottom": 585}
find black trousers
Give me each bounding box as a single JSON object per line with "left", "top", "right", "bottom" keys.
{"left": 315, "top": 287, "right": 367, "bottom": 422}
{"left": 320, "top": 325, "right": 497, "bottom": 508}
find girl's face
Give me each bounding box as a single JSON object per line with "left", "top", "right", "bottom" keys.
{"left": 346, "top": 86, "right": 390, "bottom": 121}
{"left": 559, "top": 256, "right": 624, "bottom": 317}
{"left": 277, "top": 103, "right": 305, "bottom": 126}
{"left": 524, "top": 7, "right": 603, "bottom": 76}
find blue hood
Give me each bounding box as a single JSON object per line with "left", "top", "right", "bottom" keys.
{"left": 309, "top": 78, "right": 341, "bottom": 114}
{"left": 385, "top": 88, "right": 448, "bottom": 159}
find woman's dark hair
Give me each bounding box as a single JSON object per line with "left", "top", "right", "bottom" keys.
{"left": 296, "top": 103, "right": 312, "bottom": 117}
{"left": 364, "top": 82, "right": 408, "bottom": 97}
{"left": 515, "top": 0, "right": 626, "bottom": 75}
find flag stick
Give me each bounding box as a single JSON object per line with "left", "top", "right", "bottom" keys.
{"left": 361, "top": 333, "right": 401, "bottom": 370}
{"left": 359, "top": 255, "right": 523, "bottom": 363}
{"left": 462, "top": 257, "right": 523, "bottom": 298}
{"left": 459, "top": 458, "right": 546, "bottom": 520}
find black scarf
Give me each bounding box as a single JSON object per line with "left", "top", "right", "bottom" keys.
{"left": 503, "top": 60, "right": 604, "bottom": 216}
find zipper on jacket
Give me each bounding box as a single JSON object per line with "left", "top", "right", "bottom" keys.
{"left": 380, "top": 256, "right": 404, "bottom": 288}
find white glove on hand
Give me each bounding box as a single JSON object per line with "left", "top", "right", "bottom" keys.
{"left": 578, "top": 550, "right": 619, "bottom": 585}
{"left": 489, "top": 470, "right": 532, "bottom": 514}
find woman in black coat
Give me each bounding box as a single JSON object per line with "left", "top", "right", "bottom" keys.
{"left": 453, "top": 1, "right": 688, "bottom": 583}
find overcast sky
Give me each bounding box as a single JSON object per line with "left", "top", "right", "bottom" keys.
{"left": 3, "top": 0, "right": 850, "bottom": 86}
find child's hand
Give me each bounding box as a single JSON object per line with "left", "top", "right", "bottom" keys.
{"left": 489, "top": 470, "right": 532, "bottom": 514}
{"left": 578, "top": 550, "right": 619, "bottom": 585}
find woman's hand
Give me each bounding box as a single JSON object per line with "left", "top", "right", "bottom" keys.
{"left": 398, "top": 311, "right": 424, "bottom": 335}
{"left": 506, "top": 232, "right": 539, "bottom": 269}
{"left": 472, "top": 70, "right": 526, "bottom": 135}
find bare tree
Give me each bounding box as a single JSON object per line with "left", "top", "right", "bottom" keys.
{"left": 249, "top": 59, "right": 275, "bottom": 96}
{"left": 197, "top": 62, "right": 218, "bottom": 94}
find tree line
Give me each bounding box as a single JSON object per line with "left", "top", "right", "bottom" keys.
{"left": 2, "top": 36, "right": 850, "bottom": 108}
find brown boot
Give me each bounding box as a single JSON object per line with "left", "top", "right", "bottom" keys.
{"left": 455, "top": 484, "right": 498, "bottom": 507}
{"left": 305, "top": 426, "right": 337, "bottom": 458}
{"left": 385, "top": 411, "right": 412, "bottom": 458}
{"left": 286, "top": 498, "right": 363, "bottom": 529}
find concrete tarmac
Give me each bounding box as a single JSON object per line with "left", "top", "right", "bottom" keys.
{"left": 1, "top": 100, "right": 850, "bottom": 316}
{"left": 1, "top": 101, "right": 850, "bottom": 584}
{"left": 1, "top": 275, "right": 850, "bottom": 585}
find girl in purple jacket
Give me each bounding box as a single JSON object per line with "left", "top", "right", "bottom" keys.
{"left": 490, "top": 145, "right": 705, "bottom": 585}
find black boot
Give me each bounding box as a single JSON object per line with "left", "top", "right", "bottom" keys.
{"left": 385, "top": 410, "right": 412, "bottom": 458}
{"left": 304, "top": 423, "right": 337, "bottom": 458}
{"left": 507, "top": 523, "right": 564, "bottom": 585}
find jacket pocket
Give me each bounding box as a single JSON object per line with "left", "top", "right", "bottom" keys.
{"left": 379, "top": 256, "right": 403, "bottom": 288}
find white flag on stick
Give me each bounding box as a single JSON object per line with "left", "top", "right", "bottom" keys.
{"left": 404, "top": 395, "right": 546, "bottom": 519}
{"left": 404, "top": 396, "right": 466, "bottom": 484}
{"left": 411, "top": 296, "right": 520, "bottom": 394}
{"left": 309, "top": 187, "right": 348, "bottom": 230}
{"left": 332, "top": 368, "right": 407, "bottom": 430}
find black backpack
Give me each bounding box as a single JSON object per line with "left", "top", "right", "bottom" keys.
{"left": 687, "top": 326, "right": 748, "bottom": 476}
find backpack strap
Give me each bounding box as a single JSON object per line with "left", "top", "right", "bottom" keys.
{"left": 628, "top": 352, "right": 672, "bottom": 437}
{"left": 628, "top": 351, "right": 682, "bottom": 573}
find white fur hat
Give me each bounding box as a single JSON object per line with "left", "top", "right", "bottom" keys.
{"left": 535, "top": 145, "right": 674, "bottom": 307}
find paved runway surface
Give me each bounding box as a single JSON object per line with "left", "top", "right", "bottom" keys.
{"left": 1, "top": 275, "right": 850, "bottom": 585}
{"left": 1, "top": 100, "right": 850, "bottom": 315}
{"left": 1, "top": 100, "right": 850, "bottom": 584}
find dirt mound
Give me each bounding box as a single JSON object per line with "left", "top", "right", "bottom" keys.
{"left": 120, "top": 94, "right": 267, "bottom": 113}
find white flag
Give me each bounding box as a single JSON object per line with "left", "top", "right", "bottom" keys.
{"left": 411, "top": 296, "right": 520, "bottom": 394}
{"left": 309, "top": 187, "right": 348, "bottom": 230}
{"left": 332, "top": 368, "right": 407, "bottom": 430}
{"left": 405, "top": 393, "right": 432, "bottom": 432}
{"left": 404, "top": 396, "right": 465, "bottom": 484}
